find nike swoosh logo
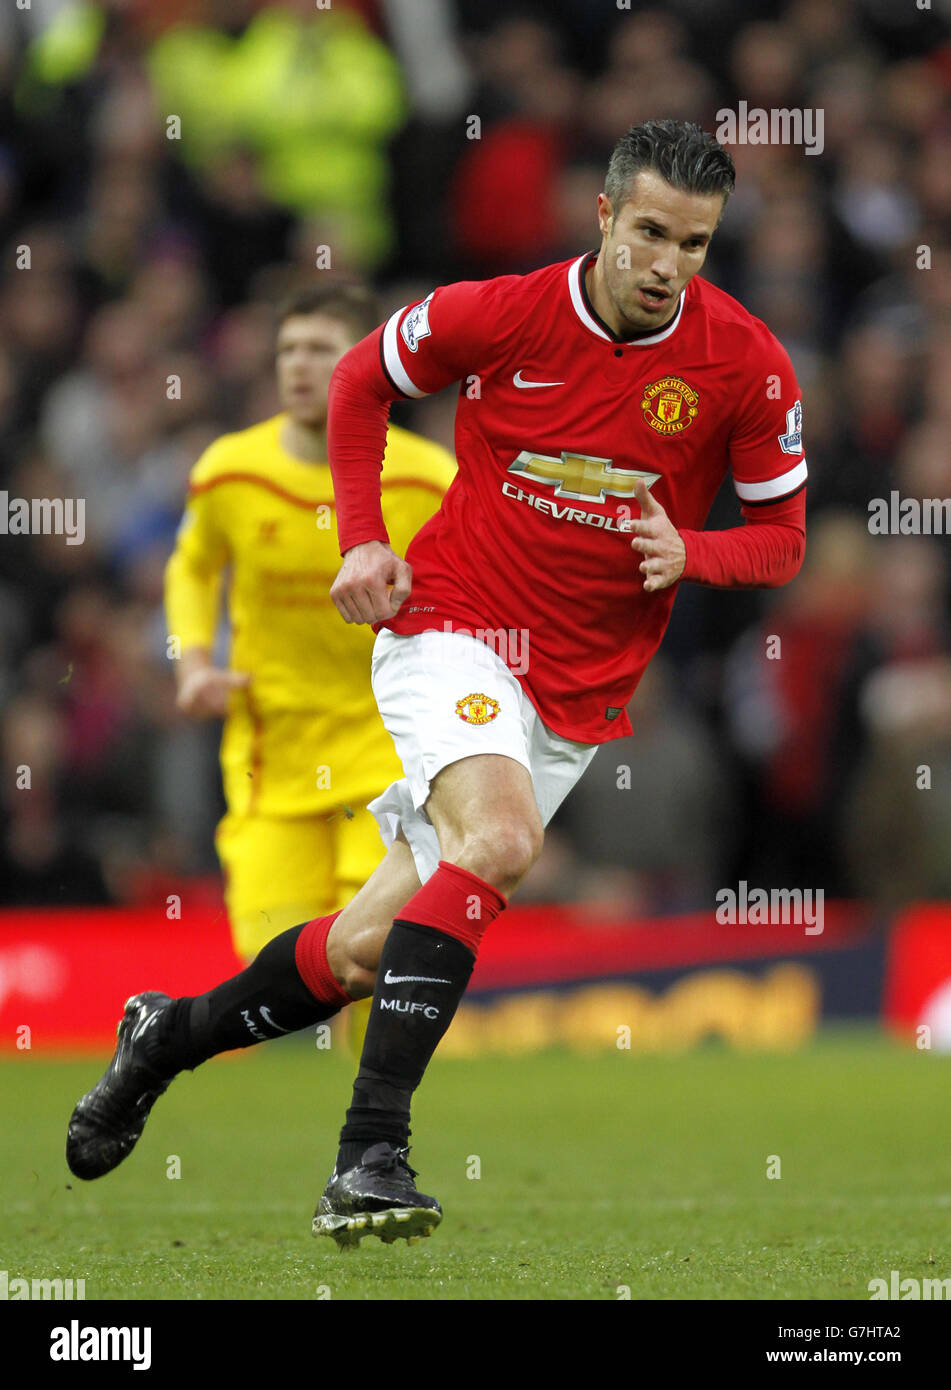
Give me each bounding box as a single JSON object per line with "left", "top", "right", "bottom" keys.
{"left": 513, "top": 371, "right": 565, "bottom": 389}
{"left": 259, "top": 1005, "right": 290, "bottom": 1033}
{"left": 383, "top": 970, "right": 452, "bottom": 985}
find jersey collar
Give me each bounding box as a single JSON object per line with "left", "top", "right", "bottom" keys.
{"left": 568, "top": 252, "right": 685, "bottom": 346}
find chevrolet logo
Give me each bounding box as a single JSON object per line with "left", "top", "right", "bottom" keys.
{"left": 508, "top": 451, "right": 661, "bottom": 503}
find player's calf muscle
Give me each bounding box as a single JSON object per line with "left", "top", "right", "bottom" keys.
{"left": 325, "top": 836, "right": 421, "bottom": 994}
{"left": 327, "top": 911, "right": 396, "bottom": 997}
{"left": 331, "top": 925, "right": 383, "bottom": 998}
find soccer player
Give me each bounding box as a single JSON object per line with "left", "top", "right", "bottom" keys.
{"left": 164, "top": 283, "right": 455, "bottom": 970}
{"left": 67, "top": 121, "right": 807, "bottom": 1248}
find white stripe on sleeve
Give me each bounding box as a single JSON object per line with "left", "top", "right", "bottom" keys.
{"left": 382, "top": 307, "right": 427, "bottom": 398}
{"left": 734, "top": 459, "right": 808, "bottom": 503}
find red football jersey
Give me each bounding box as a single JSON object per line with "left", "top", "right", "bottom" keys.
{"left": 330, "top": 252, "right": 807, "bottom": 743}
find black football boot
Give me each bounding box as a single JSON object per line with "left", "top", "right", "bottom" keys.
{"left": 313, "top": 1142, "right": 442, "bottom": 1248}
{"left": 66, "top": 992, "right": 175, "bottom": 1180}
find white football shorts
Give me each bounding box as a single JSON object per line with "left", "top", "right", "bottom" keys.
{"left": 366, "top": 627, "right": 599, "bottom": 884}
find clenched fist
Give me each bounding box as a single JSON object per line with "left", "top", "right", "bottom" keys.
{"left": 331, "top": 540, "right": 413, "bottom": 625}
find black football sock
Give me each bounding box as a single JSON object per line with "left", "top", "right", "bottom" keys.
{"left": 336, "top": 920, "right": 475, "bottom": 1171}
{"left": 146, "top": 922, "right": 341, "bottom": 1075}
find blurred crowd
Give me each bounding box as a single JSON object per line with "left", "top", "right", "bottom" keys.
{"left": 1, "top": 0, "right": 949, "bottom": 915}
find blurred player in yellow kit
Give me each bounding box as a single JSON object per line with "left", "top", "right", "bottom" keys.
{"left": 164, "top": 285, "right": 455, "bottom": 1014}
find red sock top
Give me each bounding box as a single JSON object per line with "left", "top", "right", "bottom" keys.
{"left": 295, "top": 910, "right": 351, "bottom": 1008}
{"left": 396, "top": 860, "right": 507, "bottom": 957}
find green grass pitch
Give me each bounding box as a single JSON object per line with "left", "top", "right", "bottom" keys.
{"left": 3, "top": 1029, "right": 949, "bottom": 1301}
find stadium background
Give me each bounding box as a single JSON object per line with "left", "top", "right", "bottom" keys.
{"left": 1, "top": 0, "right": 950, "bottom": 1055}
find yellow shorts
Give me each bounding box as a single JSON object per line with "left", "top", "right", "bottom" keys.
{"left": 216, "top": 804, "right": 386, "bottom": 962}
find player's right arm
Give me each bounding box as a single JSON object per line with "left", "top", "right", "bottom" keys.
{"left": 328, "top": 281, "right": 499, "bottom": 625}
{"left": 164, "top": 452, "right": 249, "bottom": 717}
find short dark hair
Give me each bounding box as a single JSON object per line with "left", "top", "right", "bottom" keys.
{"left": 604, "top": 120, "right": 735, "bottom": 220}
{"left": 274, "top": 283, "right": 381, "bottom": 342}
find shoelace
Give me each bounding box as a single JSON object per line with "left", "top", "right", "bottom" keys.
{"left": 370, "top": 1146, "right": 418, "bottom": 1181}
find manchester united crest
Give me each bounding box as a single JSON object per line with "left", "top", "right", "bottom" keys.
{"left": 641, "top": 377, "right": 700, "bottom": 435}
{"left": 455, "top": 693, "right": 500, "bottom": 724}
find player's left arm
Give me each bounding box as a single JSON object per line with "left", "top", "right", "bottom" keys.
{"left": 630, "top": 338, "right": 807, "bottom": 591}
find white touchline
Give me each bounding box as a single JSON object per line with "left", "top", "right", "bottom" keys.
{"left": 383, "top": 970, "right": 452, "bottom": 985}
{"left": 513, "top": 371, "right": 565, "bottom": 388}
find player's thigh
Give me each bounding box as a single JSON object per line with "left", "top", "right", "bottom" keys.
{"left": 367, "top": 628, "right": 544, "bottom": 892}
{"left": 216, "top": 812, "right": 336, "bottom": 961}
{"left": 370, "top": 628, "right": 532, "bottom": 821}
{"left": 425, "top": 752, "right": 544, "bottom": 887}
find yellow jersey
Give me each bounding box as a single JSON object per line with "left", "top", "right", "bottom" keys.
{"left": 164, "top": 414, "right": 455, "bottom": 817}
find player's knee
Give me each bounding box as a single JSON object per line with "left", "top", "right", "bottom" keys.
{"left": 456, "top": 817, "right": 544, "bottom": 893}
